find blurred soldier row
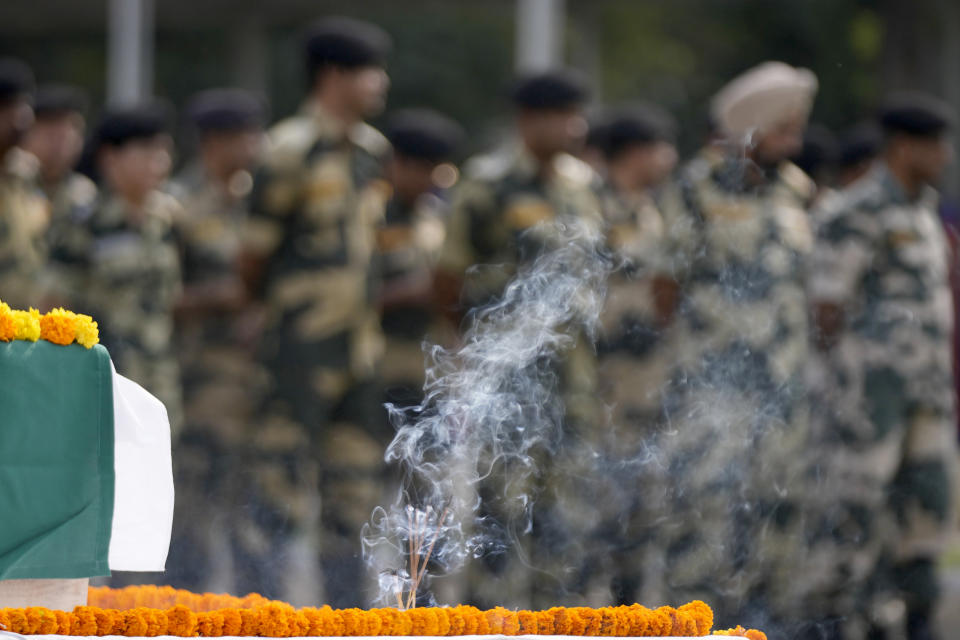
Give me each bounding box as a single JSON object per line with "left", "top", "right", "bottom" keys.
{"left": 1, "top": 14, "right": 958, "bottom": 640}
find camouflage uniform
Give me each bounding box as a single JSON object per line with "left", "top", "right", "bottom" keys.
{"left": 377, "top": 192, "right": 448, "bottom": 406}
{"left": 60, "top": 190, "right": 184, "bottom": 433}
{"left": 806, "top": 163, "right": 957, "bottom": 636}
{"left": 0, "top": 148, "right": 50, "bottom": 309}
{"left": 42, "top": 171, "right": 97, "bottom": 308}
{"left": 654, "top": 151, "right": 815, "bottom": 629}
{"left": 245, "top": 102, "right": 390, "bottom": 606}
{"left": 164, "top": 163, "right": 262, "bottom": 592}
{"left": 593, "top": 180, "right": 672, "bottom": 605}
{"left": 439, "top": 146, "right": 603, "bottom": 609}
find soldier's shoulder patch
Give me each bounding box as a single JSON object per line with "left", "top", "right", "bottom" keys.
{"left": 779, "top": 161, "right": 816, "bottom": 202}
{"left": 267, "top": 115, "right": 320, "bottom": 166}
{"left": 66, "top": 173, "right": 98, "bottom": 206}
{"left": 350, "top": 122, "right": 390, "bottom": 159}
{"left": 148, "top": 190, "right": 184, "bottom": 226}
{"left": 553, "top": 153, "right": 596, "bottom": 189}
{"left": 463, "top": 150, "right": 512, "bottom": 183}
{"left": 4, "top": 147, "right": 40, "bottom": 182}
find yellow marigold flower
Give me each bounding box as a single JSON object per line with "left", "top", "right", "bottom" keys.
{"left": 12, "top": 308, "right": 40, "bottom": 341}
{"left": 74, "top": 313, "right": 100, "bottom": 348}
{"left": 0, "top": 301, "right": 14, "bottom": 341}
{"left": 40, "top": 307, "right": 77, "bottom": 346}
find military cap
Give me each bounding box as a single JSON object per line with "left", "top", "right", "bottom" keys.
{"left": 838, "top": 122, "right": 881, "bottom": 168}
{"left": 601, "top": 103, "right": 677, "bottom": 158}
{"left": 880, "top": 91, "right": 956, "bottom": 137}
{"left": 386, "top": 108, "right": 464, "bottom": 162}
{"left": 94, "top": 102, "right": 170, "bottom": 148}
{"left": 0, "top": 57, "right": 35, "bottom": 103}
{"left": 791, "top": 123, "right": 837, "bottom": 177}
{"left": 304, "top": 16, "right": 391, "bottom": 73}
{"left": 510, "top": 69, "right": 589, "bottom": 110}
{"left": 711, "top": 61, "right": 818, "bottom": 141}
{"left": 186, "top": 88, "right": 266, "bottom": 133}
{"left": 33, "top": 84, "right": 88, "bottom": 119}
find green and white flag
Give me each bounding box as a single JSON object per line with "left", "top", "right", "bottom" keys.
{"left": 0, "top": 341, "right": 174, "bottom": 579}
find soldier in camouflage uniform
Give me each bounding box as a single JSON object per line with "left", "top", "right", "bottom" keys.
{"left": 378, "top": 108, "right": 463, "bottom": 409}
{"left": 243, "top": 17, "right": 392, "bottom": 606}
{"left": 164, "top": 89, "right": 266, "bottom": 593}
{"left": 21, "top": 84, "right": 97, "bottom": 308}
{"left": 807, "top": 93, "right": 958, "bottom": 640}
{"left": 56, "top": 104, "right": 183, "bottom": 436}
{"left": 590, "top": 105, "right": 678, "bottom": 606}
{"left": 653, "top": 62, "right": 818, "bottom": 634}
{"left": 436, "top": 70, "right": 603, "bottom": 610}
{"left": 0, "top": 58, "right": 50, "bottom": 311}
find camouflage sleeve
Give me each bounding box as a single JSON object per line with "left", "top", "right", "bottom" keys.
{"left": 655, "top": 176, "right": 702, "bottom": 282}
{"left": 437, "top": 178, "right": 491, "bottom": 278}
{"left": 807, "top": 196, "right": 879, "bottom": 304}
{"left": 244, "top": 153, "right": 300, "bottom": 260}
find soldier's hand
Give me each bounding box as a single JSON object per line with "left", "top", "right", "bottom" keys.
{"left": 813, "top": 301, "right": 844, "bottom": 351}
{"left": 652, "top": 274, "right": 680, "bottom": 326}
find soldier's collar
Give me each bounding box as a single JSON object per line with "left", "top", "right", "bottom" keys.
{"left": 300, "top": 100, "right": 350, "bottom": 143}
{"left": 2, "top": 146, "right": 40, "bottom": 181}
{"left": 874, "top": 161, "right": 938, "bottom": 206}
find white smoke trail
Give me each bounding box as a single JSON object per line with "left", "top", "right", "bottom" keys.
{"left": 362, "top": 218, "right": 612, "bottom": 607}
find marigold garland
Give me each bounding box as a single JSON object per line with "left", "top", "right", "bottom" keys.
{"left": 0, "top": 300, "right": 98, "bottom": 348}
{"left": 0, "top": 585, "right": 767, "bottom": 637}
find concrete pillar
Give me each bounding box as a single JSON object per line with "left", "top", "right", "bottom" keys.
{"left": 515, "top": 0, "right": 564, "bottom": 72}
{"left": 107, "top": 0, "right": 153, "bottom": 105}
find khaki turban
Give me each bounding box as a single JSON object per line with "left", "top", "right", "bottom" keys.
{"left": 711, "top": 61, "right": 818, "bottom": 143}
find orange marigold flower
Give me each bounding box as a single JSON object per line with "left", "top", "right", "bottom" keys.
{"left": 389, "top": 608, "right": 412, "bottom": 636}
{"left": 678, "top": 600, "right": 713, "bottom": 636}
{"left": 239, "top": 609, "right": 260, "bottom": 636}
{"left": 0, "top": 609, "right": 10, "bottom": 631}
{"left": 743, "top": 631, "right": 767, "bottom": 640}
{"left": 197, "top": 611, "right": 225, "bottom": 637}
{"left": 517, "top": 610, "right": 537, "bottom": 635}
{"left": 300, "top": 608, "right": 324, "bottom": 636}
{"left": 25, "top": 607, "right": 59, "bottom": 634}
{"left": 121, "top": 609, "right": 149, "bottom": 637}
{"left": 166, "top": 605, "right": 198, "bottom": 637}
{"left": 221, "top": 608, "right": 243, "bottom": 636}
{"left": 258, "top": 603, "right": 294, "bottom": 637}
{"left": 4, "top": 609, "right": 27, "bottom": 634}
{"left": 140, "top": 607, "right": 167, "bottom": 636}
{"left": 341, "top": 608, "right": 367, "bottom": 636}
{"left": 72, "top": 606, "right": 99, "bottom": 635}
{"left": 0, "top": 301, "right": 15, "bottom": 341}
{"left": 535, "top": 609, "right": 554, "bottom": 635}
{"left": 364, "top": 609, "right": 384, "bottom": 636}
{"left": 40, "top": 307, "right": 77, "bottom": 345}
{"left": 54, "top": 609, "right": 73, "bottom": 635}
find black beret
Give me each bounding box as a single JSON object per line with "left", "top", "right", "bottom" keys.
{"left": 510, "top": 69, "right": 589, "bottom": 110}
{"left": 95, "top": 102, "right": 171, "bottom": 148}
{"left": 0, "top": 57, "right": 35, "bottom": 103}
{"left": 601, "top": 104, "right": 677, "bottom": 158}
{"left": 791, "top": 123, "right": 838, "bottom": 177}
{"left": 880, "top": 91, "right": 956, "bottom": 137}
{"left": 838, "top": 122, "right": 881, "bottom": 168}
{"left": 305, "top": 17, "right": 391, "bottom": 71}
{"left": 187, "top": 88, "right": 266, "bottom": 133}
{"left": 387, "top": 108, "right": 464, "bottom": 162}
{"left": 33, "top": 84, "right": 88, "bottom": 118}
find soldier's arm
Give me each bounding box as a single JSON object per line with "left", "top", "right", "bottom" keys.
{"left": 240, "top": 158, "right": 298, "bottom": 298}
{"left": 651, "top": 177, "right": 700, "bottom": 326}
{"left": 432, "top": 180, "right": 488, "bottom": 326}
{"left": 808, "top": 198, "right": 877, "bottom": 350}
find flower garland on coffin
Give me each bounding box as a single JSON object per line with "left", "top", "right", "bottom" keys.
{"left": 0, "top": 586, "right": 766, "bottom": 638}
